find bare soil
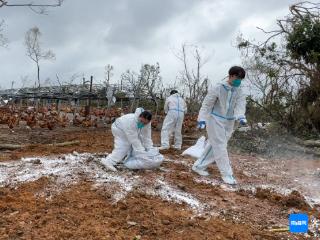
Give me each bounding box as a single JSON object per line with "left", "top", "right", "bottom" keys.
{"left": 0, "top": 125, "right": 319, "bottom": 239}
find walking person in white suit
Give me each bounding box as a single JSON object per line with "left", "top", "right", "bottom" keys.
{"left": 192, "top": 66, "right": 247, "bottom": 185}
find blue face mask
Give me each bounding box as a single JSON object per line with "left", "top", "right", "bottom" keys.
{"left": 231, "top": 79, "right": 242, "bottom": 87}
{"left": 137, "top": 121, "right": 145, "bottom": 129}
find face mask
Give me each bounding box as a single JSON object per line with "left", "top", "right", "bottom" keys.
{"left": 231, "top": 79, "right": 242, "bottom": 87}
{"left": 137, "top": 121, "right": 145, "bottom": 129}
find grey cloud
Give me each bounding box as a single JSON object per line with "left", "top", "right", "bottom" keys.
{"left": 197, "top": 0, "right": 294, "bottom": 43}
{"left": 104, "top": 0, "right": 197, "bottom": 48}
{"left": 0, "top": 0, "right": 296, "bottom": 89}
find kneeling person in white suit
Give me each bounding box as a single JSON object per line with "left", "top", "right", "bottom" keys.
{"left": 101, "top": 108, "right": 154, "bottom": 172}
{"left": 192, "top": 66, "right": 247, "bottom": 185}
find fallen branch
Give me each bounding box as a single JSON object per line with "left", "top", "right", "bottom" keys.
{"left": 0, "top": 144, "right": 23, "bottom": 150}
{"left": 303, "top": 140, "right": 320, "bottom": 148}
{"left": 269, "top": 227, "right": 289, "bottom": 232}
{"left": 47, "top": 140, "right": 80, "bottom": 147}
{"left": 0, "top": 140, "right": 80, "bottom": 150}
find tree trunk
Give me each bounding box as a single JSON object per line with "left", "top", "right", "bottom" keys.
{"left": 37, "top": 62, "right": 40, "bottom": 88}
{"left": 152, "top": 98, "right": 159, "bottom": 118}
{"left": 130, "top": 99, "right": 135, "bottom": 112}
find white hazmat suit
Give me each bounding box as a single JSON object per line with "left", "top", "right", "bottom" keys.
{"left": 101, "top": 108, "right": 153, "bottom": 171}
{"left": 161, "top": 93, "right": 187, "bottom": 150}
{"left": 192, "top": 83, "right": 246, "bottom": 184}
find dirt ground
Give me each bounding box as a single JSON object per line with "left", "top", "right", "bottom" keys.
{"left": 0, "top": 125, "right": 319, "bottom": 239}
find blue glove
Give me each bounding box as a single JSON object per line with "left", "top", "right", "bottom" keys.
{"left": 238, "top": 117, "right": 247, "bottom": 126}
{"left": 197, "top": 121, "right": 206, "bottom": 129}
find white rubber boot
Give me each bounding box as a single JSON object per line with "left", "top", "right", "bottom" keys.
{"left": 192, "top": 165, "right": 210, "bottom": 176}
{"left": 221, "top": 175, "right": 237, "bottom": 185}
{"left": 101, "top": 158, "right": 117, "bottom": 172}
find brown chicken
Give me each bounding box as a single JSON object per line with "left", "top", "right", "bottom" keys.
{"left": 82, "top": 117, "right": 92, "bottom": 128}
{"left": 73, "top": 115, "right": 83, "bottom": 126}
{"left": 47, "top": 120, "right": 55, "bottom": 130}
{"left": 79, "top": 108, "right": 86, "bottom": 117}
{"left": 7, "top": 114, "right": 19, "bottom": 129}
{"left": 0, "top": 113, "right": 9, "bottom": 124}
{"left": 55, "top": 114, "right": 69, "bottom": 128}
{"left": 92, "top": 118, "right": 98, "bottom": 128}
{"left": 39, "top": 121, "right": 47, "bottom": 129}
{"left": 183, "top": 115, "right": 198, "bottom": 133}
{"left": 26, "top": 114, "right": 37, "bottom": 129}
{"left": 61, "top": 114, "right": 69, "bottom": 127}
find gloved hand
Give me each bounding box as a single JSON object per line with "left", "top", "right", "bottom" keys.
{"left": 238, "top": 117, "right": 247, "bottom": 126}
{"left": 197, "top": 121, "right": 206, "bottom": 129}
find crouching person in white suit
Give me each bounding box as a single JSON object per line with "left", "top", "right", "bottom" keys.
{"left": 101, "top": 108, "right": 154, "bottom": 172}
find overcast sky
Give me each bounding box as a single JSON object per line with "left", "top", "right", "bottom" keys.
{"left": 0, "top": 0, "right": 298, "bottom": 89}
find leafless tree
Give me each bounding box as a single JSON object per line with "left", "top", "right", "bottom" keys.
{"left": 104, "top": 64, "right": 114, "bottom": 92}
{"left": 139, "top": 63, "right": 163, "bottom": 115}
{"left": 0, "top": 0, "right": 63, "bottom": 48}
{"left": 25, "top": 26, "right": 55, "bottom": 89}
{"left": 140, "top": 63, "right": 162, "bottom": 100}
{"left": 10, "top": 80, "right": 14, "bottom": 89}
{"left": 0, "top": 0, "right": 63, "bottom": 14}
{"left": 121, "top": 70, "right": 139, "bottom": 97}
{"left": 103, "top": 64, "right": 116, "bottom": 108}
{"left": 242, "top": 57, "right": 288, "bottom": 106}
{"left": 174, "top": 43, "right": 209, "bottom": 113}
{"left": 56, "top": 73, "right": 80, "bottom": 87}
{"left": 121, "top": 63, "right": 163, "bottom": 112}
{"left": 56, "top": 73, "right": 81, "bottom": 94}
{"left": 121, "top": 70, "right": 141, "bottom": 110}
{"left": 20, "top": 75, "right": 30, "bottom": 88}
{"left": 69, "top": 73, "right": 81, "bottom": 85}
{"left": 0, "top": 20, "right": 7, "bottom": 47}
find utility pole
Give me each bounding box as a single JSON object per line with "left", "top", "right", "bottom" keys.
{"left": 85, "top": 76, "right": 93, "bottom": 116}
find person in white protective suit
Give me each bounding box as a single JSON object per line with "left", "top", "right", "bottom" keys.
{"left": 192, "top": 66, "right": 247, "bottom": 185}
{"left": 101, "top": 108, "right": 154, "bottom": 172}
{"left": 160, "top": 90, "right": 187, "bottom": 151}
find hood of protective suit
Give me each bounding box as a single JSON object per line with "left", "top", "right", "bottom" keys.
{"left": 134, "top": 107, "right": 145, "bottom": 121}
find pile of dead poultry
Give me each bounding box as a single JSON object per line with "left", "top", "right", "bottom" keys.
{"left": 0, "top": 105, "right": 198, "bottom": 133}
{"left": 0, "top": 106, "right": 125, "bottom": 130}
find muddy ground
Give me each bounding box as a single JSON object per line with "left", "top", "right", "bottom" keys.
{"left": 0, "top": 125, "right": 319, "bottom": 239}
